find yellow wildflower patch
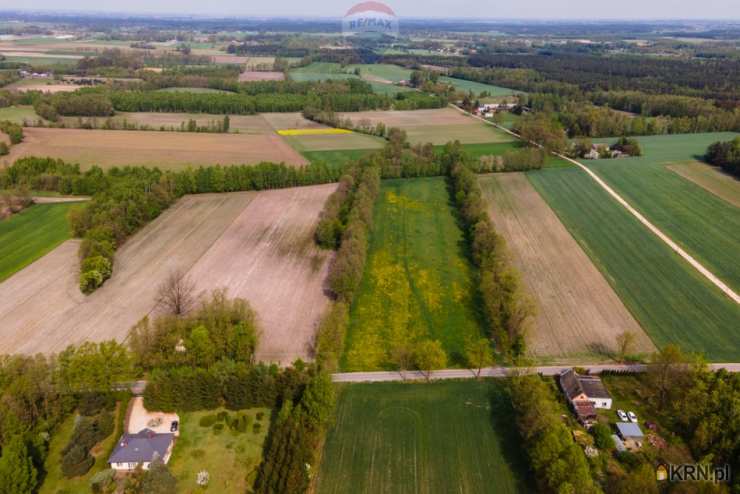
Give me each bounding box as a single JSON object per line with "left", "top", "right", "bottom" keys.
{"left": 276, "top": 128, "right": 353, "bottom": 136}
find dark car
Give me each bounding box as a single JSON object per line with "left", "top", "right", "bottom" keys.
{"left": 170, "top": 421, "right": 179, "bottom": 433}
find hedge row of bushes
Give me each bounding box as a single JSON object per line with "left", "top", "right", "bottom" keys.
{"left": 0, "top": 120, "right": 23, "bottom": 144}
{"left": 254, "top": 373, "right": 335, "bottom": 494}
{"left": 143, "top": 361, "right": 309, "bottom": 413}
{"left": 449, "top": 160, "right": 534, "bottom": 358}
{"left": 325, "top": 162, "right": 380, "bottom": 302}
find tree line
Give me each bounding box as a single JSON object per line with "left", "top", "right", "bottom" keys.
{"left": 448, "top": 147, "right": 534, "bottom": 359}
{"left": 509, "top": 373, "right": 603, "bottom": 494}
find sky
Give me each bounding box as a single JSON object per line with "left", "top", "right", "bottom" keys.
{"left": 2, "top": 0, "right": 739, "bottom": 20}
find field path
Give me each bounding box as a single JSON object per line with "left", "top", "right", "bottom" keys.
{"left": 480, "top": 173, "right": 654, "bottom": 358}
{"left": 451, "top": 104, "right": 740, "bottom": 305}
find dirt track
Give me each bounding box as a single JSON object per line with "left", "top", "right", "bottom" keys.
{"left": 480, "top": 173, "right": 655, "bottom": 358}
{"left": 0, "top": 186, "right": 335, "bottom": 364}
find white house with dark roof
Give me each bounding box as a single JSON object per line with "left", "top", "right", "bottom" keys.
{"left": 108, "top": 428, "right": 175, "bottom": 471}
{"left": 559, "top": 368, "right": 613, "bottom": 410}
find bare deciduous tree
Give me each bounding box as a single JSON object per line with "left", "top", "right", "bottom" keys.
{"left": 615, "top": 330, "right": 637, "bottom": 362}
{"left": 156, "top": 269, "right": 196, "bottom": 316}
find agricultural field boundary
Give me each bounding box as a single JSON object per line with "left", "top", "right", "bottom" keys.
{"left": 450, "top": 104, "right": 740, "bottom": 305}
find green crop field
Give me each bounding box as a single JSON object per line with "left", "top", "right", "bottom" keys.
{"left": 343, "top": 177, "right": 485, "bottom": 371}
{"left": 0, "top": 203, "right": 78, "bottom": 282}
{"left": 302, "top": 148, "right": 379, "bottom": 168}
{"left": 528, "top": 167, "right": 740, "bottom": 361}
{"left": 289, "top": 62, "right": 411, "bottom": 95}
{"left": 347, "top": 63, "right": 412, "bottom": 83}
{"left": 317, "top": 381, "right": 532, "bottom": 494}
{"left": 440, "top": 76, "right": 520, "bottom": 97}
{"left": 588, "top": 132, "right": 740, "bottom": 292}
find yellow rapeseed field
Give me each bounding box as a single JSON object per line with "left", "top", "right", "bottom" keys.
{"left": 277, "top": 128, "right": 353, "bottom": 136}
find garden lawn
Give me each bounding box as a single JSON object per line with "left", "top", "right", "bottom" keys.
{"left": 0, "top": 202, "right": 77, "bottom": 282}
{"left": 39, "top": 401, "right": 125, "bottom": 494}
{"left": 167, "top": 408, "right": 270, "bottom": 494}
{"left": 528, "top": 167, "right": 740, "bottom": 361}
{"left": 317, "top": 380, "right": 532, "bottom": 494}
{"left": 343, "top": 177, "right": 485, "bottom": 371}
{"left": 587, "top": 132, "right": 740, "bottom": 292}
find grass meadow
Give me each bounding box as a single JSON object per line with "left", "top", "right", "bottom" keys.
{"left": 343, "top": 177, "right": 485, "bottom": 371}
{"left": 317, "top": 380, "right": 532, "bottom": 494}
{"left": 528, "top": 167, "right": 740, "bottom": 362}
{"left": 0, "top": 202, "right": 77, "bottom": 282}
{"left": 588, "top": 132, "right": 740, "bottom": 292}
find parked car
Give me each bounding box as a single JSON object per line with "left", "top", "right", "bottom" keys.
{"left": 627, "top": 411, "right": 638, "bottom": 423}
{"left": 617, "top": 409, "right": 628, "bottom": 421}
{"left": 170, "top": 420, "right": 179, "bottom": 432}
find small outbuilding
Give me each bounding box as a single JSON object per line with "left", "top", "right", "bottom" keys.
{"left": 616, "top": 422, "right": 645, "bottom": 451}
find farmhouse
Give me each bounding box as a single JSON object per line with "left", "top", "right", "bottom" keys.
{"left": 559, "top": 369, "right": 612, "bottom": 426}
{"left": 108, "top": 429, "right": 175, "bottom": 471}
{"left": 616, "top": 422, "right": 645, "bottom": 451}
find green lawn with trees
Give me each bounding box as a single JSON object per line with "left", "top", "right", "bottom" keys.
{"left": 0, "top": 202, "right": 78, "bottom": 282}
{"left": 168, "top": 408, "right": 270, "bottom": 493}
{"left": 586, "top": 135, "right": 740, "bottom": 293}
{"left": 316, "top": 380, "right": 532, "bottom": 494}
{"left": 528, "top": 167, "right": 740, "bottom": 361}
{"left": 342, "top": 177, "right": 485, "bottom": 371}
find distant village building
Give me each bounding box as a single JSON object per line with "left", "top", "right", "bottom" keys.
{"left": 109, "top": 429, "right": 175, "bottom": 471}
{"left": 616, "top": 422, "right": 645, "bottom": 451}
{"left": 559, "top": 369, "right": 613, "bottom": 427}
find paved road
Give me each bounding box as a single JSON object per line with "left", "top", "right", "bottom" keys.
{"left": 450, "top": 104, "right": 740, "bottom": 304}
{"left": 332, "top": 363, "right": 740, "bottom": 383}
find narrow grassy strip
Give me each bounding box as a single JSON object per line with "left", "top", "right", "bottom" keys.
{"left": 528, "top": 167, "right": 740, "bottom": 361}
{"left": 277, "top": 128, "right": 353, "bottom": 136}
{"left": 0, "top": 202, "right": 77, "bottom": 282}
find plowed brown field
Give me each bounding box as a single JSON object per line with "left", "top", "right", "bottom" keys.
{"left": 2, "top": 127, "right": 307, "bottom": 169}
{"left": 479, "top": 173, "right": 655, "bottom": 360}
{"left": 0, "top": 185, "right": 335, "bottom": 364}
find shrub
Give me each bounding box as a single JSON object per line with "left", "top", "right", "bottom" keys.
{"left": 89, "top": 468, "right": 115, "bottom": 493}
{"left": 61, "top": 443, "right": 95, "bottom": 478}
{"left": 216, "top": 411, "right": 228, "bottom": 422}
{"left": 213, "top": 423, "right": 224, "bottom": 434}
{"left": 78, "top": 392, "right": 115, "bottom": 417}
{"left": 256, "top": 412, "right": 264, "bottom": 421}
{"left": 590, "top": 422, "right": 614, "bottom": 451}
{"left": 0, "top": 141, "right": 8, "bottom": 156}
{"left": 80, "top": 269, "right": 104, "bottom": 294}
{"left": 252, "top": 422, "right": 261, "bottom": 434}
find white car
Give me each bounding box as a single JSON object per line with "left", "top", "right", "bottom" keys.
{"left": 627, "top": 411, "right": 638, "bottom": 423}
{"left": 617, "top": 409, "right": 628, "bottom": 422}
